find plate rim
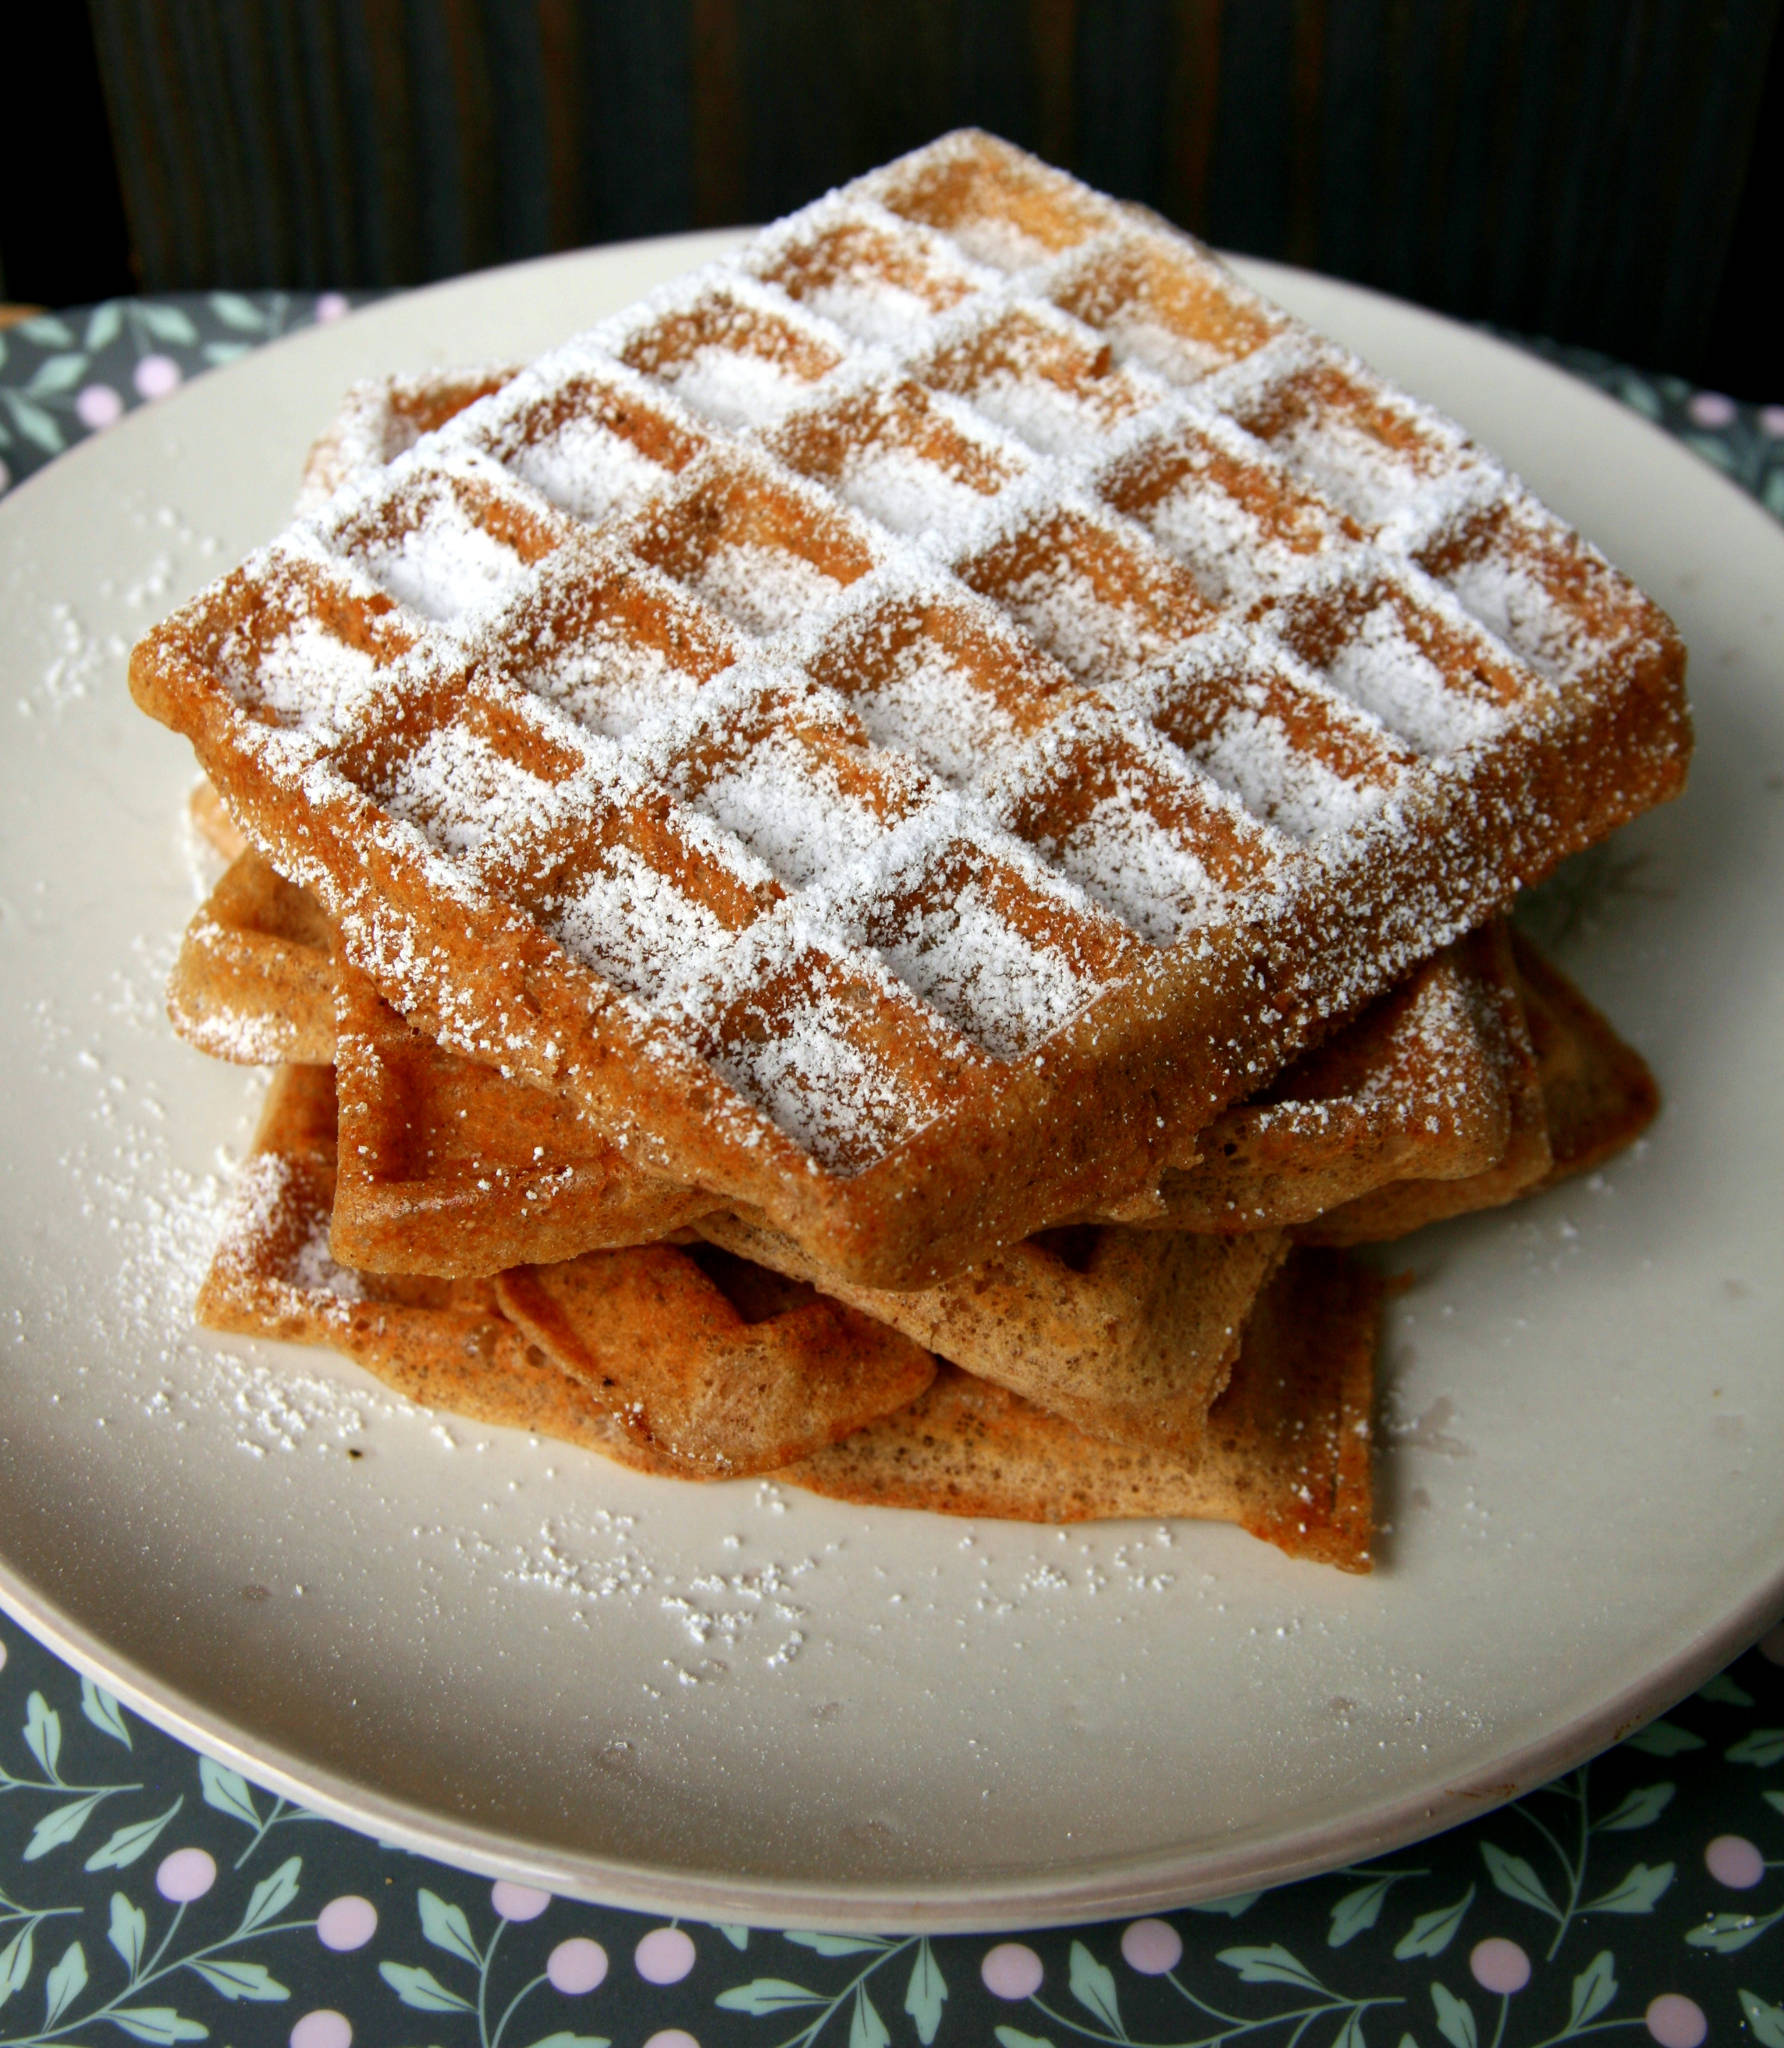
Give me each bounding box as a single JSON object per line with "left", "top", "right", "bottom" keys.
{"left": 3, "top": 233, "right": 1782, "bottom": 1933}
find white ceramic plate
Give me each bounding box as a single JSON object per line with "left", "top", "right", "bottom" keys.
{"left": 2, "top": 238, "right": 1781, "bottom": 1934}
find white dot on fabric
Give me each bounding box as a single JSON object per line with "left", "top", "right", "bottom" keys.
{"left": 1646, "top": 1994, "right": 1707, "bottom": 2048}
{"left": 316, "top": 1896, "right": 378, "bottom": 1951}
{"left": 1704, "top": 1834, "right": 1765, "bottom": 1888}
{"left": 1686, "top": 390, "right": 1736, "bottom": 429}
{"left": 981, "top": 1942, "right": 1044, "bottom": 1999}
{"left": 1469, "top": 1938, "right": 1530, "bottom": 1994}
{"left": 1120, "top": 1919, "right": 1183, "bottom": 1974}
{"left": 490, "top": 1880, "right": 552, "bottom": 1921}
{"left": 156, "top": 1848, "right": 217, "bottom": 1903}
{"left": 314, "top": 292, "right": 350, "bottom": 323}
{"left": 548, "top": 1937, "right": 609, "bottom": 1994}
{"left": 134, "top": 355, "right": 182, "bottom": 401}
{"left": 76, "top": 384, "right": 124, "bottom": 430}
{"left": 635, "top": 1926, "right": 697, "bottom": 1984}
{"left": 289, "top": 2011, "right": 352, "bottom": 2048}
{"left": 644, "top": 2032, "right": 701, "bottom": 2048}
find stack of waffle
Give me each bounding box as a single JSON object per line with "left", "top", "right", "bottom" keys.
{"left": 132, "top": 133, "right": 1687, "bottom": 1572}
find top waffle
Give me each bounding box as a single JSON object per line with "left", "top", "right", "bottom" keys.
{"left": 130, "top": 131, "right": 1689, "bottom": 1287}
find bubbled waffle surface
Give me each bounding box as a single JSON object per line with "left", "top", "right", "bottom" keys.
{"left": 131, "top": 131, "right": 1690, "bottom": 1288}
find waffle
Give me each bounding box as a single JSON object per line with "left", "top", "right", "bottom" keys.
{"left": 170, "top": 847, "right": 1564, "bottom": 1263}
{"left": 1136, "top": 921, "right": 1534, "bottom": 1231}
{"left": 330, "top": 954, "right": 716, "bottom": 1274}
{"left": 1509, "top": 931, "right": 1658, "bottom": 1186}
{"left": 195, "top": 1061, "right": 630, "bottom": 1456}
{"left": 697, "top": 1205, "right": 1281, "bottom": 1452}
{"left": 203, "top": 1065, "right": 933, "bottom": 1476}
{"left": 167, "top": 850, "right": 335, "bottom": 1065}
{"left": 135, "top": 132, "right": 1688, "bottom": 1287}
{"left": 781, "top": 1248, "right": 1379, "bottom": 1571}
{"left": 202, "top": 1062, "right": 1373, "bottom": 1558}
{"left": 297, "top": 366, "right": 520, "bottom": 514}
{"left": 189, "top": 777, "right": 250, "bottom": 861}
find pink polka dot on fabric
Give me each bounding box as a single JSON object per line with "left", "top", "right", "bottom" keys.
{"left": 1705, "top": 1833, "right": 1765, "bottom": 1887}
{"left": 1469, "top": 1938, "right": 1530, "bottom": 1995}
{"left": 548, "top": 1937, "right": 609, "bottom": 1994}
{"left": 314, "top": 292, "right": 350, "bottom": 323}
{"left": 156, "top": 1848, "right": 216, "bottom": 1902}
{"left": 134, "top": 354, "right": 182, "bottom": 401}
{"left": 1686, "top": 390, "right": 1737, "bottom": 429}
{"left": 1120, "top": 1918, "right": 1183, "bottom": 1974}
{"left": 315, "top": 1895, "right": 377, "bottom": 1950}
{"left": 490, "top": 1880, "right": 551, "bottom": 1921}
{"left": 1759, "top": 405, "right": 1784, "bottom": 439}
{"left": 635, "top": 1926, "right": 696, "bottom": 1984}
{"left": 644, "top": 2033, "right": 701, "bottom": 2048}
{"left": 1646, "top": 1993, "right": 1707, "bottom": 2048}
{"left": 289, "top": 2012, "right": 352, "bottom": 2048}
{"left": 981, "top": 1942, "right": 1044, "bottom": 2000}
{"left": 75, "top": 384, "right": 124, "bottom": 430}
{"left": 1760, "top": 1622, "right": 1784, "bottom": 1665}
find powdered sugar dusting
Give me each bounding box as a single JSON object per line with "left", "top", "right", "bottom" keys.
{"left": 663, "top": 347, "right": 817, "bottom": 431}
{"left": 355, "top": 493, "right": 532, "bottom": 622}
{"left": 691, "top": 544, "right": 842, "bottom": 637}
{"left": 835, "top": 445, "right": 995, "bottom": 536}
{"left": 1324, "top": 604, "right": 1499, "bottom": 757}
{"left": 853, "top": 642, "right": 1026, "bottom": 788}
{"left": 553, "top": 845, "right": 732, "bottom": 1000}
{"left": 513, "top": 413, "right": 668, "bottom": 523}
{"left": 878, "top": 877, "right": 1086, "bottom": 1057}
{"left": 381, "top": 725, "right": 555, "bottom": 862}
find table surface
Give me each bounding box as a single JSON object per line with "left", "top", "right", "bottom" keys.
{"left": 3, "top": 289, "right": 1783, "bottom": 2048}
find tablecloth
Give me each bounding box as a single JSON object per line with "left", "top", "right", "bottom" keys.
{"left": 3, "top": 289, "right": 1783, "bottom": 2048}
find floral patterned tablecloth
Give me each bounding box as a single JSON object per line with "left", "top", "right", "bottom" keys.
{"left": 3, "top": 293, "right": 1783, "bottom": 2048}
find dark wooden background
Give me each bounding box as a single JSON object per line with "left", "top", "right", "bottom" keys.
{"left": 2, "top": 1, "right": 1779, "bottom": 395}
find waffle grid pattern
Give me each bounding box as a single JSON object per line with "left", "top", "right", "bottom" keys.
{"left": 132, "top": 131, "right": 1687, "bottom": 1284}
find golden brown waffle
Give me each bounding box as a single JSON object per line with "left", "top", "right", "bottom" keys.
{"left": 167, "top": 850, "right": 335, "bottom": 1065}
{"left": 297, "top": 367, "right": 520, "bottom": 512}
{"left": 189, "top": 777, "right": 249, "bottom": 861}
{"left": 200, "top": 1065, "right": 1376, "bottom": 1554}
{"left": 1299, "top": 919, "right": 1549, "bottom": 1242}
{"left": 781, "top": 1247, "right": 1379, "bottom": 1571}
{"left": 135, "top": 130, "right": 1688, "bottom": 1287}
{"left": 172, "top": 844, "right": 1648, "bottom": 1274}
{"left": 495, "top": 1244, "right": 933, "bottom": 1475}
{"left": 1510, "top": 931, "right": 1659, "bottom": 1188}
{"left": 1136, "top": 923, "right": 1531, "bottom": 1231}
{"left": 195, "top": 1062, "right": 643, "bottom": 1460}
{"left": 696, "top": 1205, "right": 1281, "bottom": 1453}
{"left": 201, "top": 1064, "right": 933, "bottom": 1477}
{"left": 330, "top": 955, "right": 715, "bottom": 1275}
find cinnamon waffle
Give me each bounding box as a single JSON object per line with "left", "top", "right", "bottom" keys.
{"left": 203, "top": 1065, "right": 933, "bottom": 1476}
{"left": 781, "top": 1248, "right": 1378, "bottom": 1571}
{"left": 135, "top": 132, "right": 1688, "bottom": 1287}
{"left": 1509, "top": 930, "right": 1659, "bottom": 1187}
{"left": 169, "top": 849, "right": 1572, "bottom": 1264}
{"left": 167, "top": 850, "right": 335, "bottom": 1065}
{"left": 1136, "top": 922, "right": 1535, "bottom": 1231}
{"left": 330, "top": 955, "right": 715, "bottom": 1274}
{"left": 201, "top": 1062, "right": 1370, "bottom": 1559}
{"left": 696, "top": 1206, "right": 1281, "bottom": 1453}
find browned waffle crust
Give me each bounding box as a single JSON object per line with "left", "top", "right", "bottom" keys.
{"left": 132, "top": 131, "right": 1689, "bottom": 1288}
